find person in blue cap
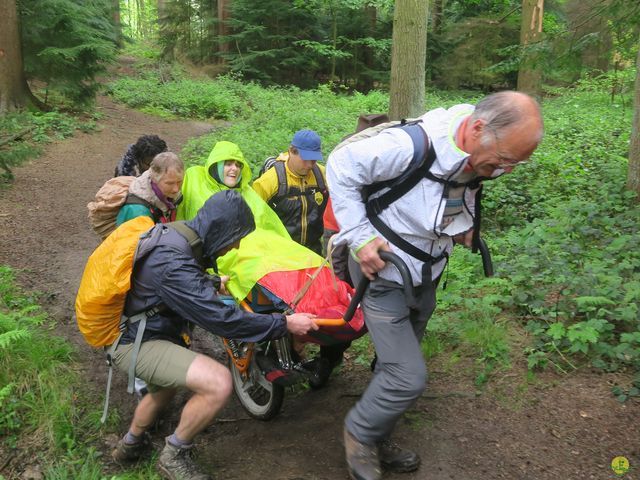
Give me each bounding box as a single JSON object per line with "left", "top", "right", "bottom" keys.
{"left": 254, "top": 130, "right": 350, "bottom": 389}
{"left": 253, "top": 129, "right": 328, "bottom": 255}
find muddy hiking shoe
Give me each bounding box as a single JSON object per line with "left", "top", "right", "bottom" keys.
{"left": 378, "top": 439, "right": 421, "bottom": 473}
{"left": 304, "top": 357, "right": 333, "bottom": 389}
{"left": 111, "top": 433, "right": 151, "bottom": 463}
{"left": 158, "top": 437, "right": 211, "bottom": 480}
{"left": 344, "top": 426, "right": 382, "bottom": 480}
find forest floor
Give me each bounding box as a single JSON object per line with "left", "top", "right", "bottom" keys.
{"left": 0, "top": 68, "right": 639, "bottom": 480}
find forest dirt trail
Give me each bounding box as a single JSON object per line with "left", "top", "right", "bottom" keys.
{"left": 0, "top": 93, "right": 638, "bottom": 480}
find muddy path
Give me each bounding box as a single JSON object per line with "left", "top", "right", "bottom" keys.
{"left": 0, "top": 94, "right": 638, "bottom": 480}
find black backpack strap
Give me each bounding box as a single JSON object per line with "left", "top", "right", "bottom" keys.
{"left": 363, "top": 122, "right": 445, "bottom": 265}
{"left": 168, "top": 221, "right": 204, "bottom": 266}
{"left": 365, "top": 123, "right": 435, "bottom": 215}
{"left": 368, "top": 215, "right": 442, "bottom": 264}
{"left": 124, "top": 193, "right": 153, "bottom": 208}
{"left": 125, "top": 193, "right": 163, "bottom": 222}
{"left": 273, "top": 160, "right": 288, "bottom": 198}
{"left": 471, "top": 184, "right": 483, "bottom": 253}
{"left": 311, "top": 164, "right": 326, "bottom": 191}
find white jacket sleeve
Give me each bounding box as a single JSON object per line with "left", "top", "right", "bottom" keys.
{"left": 326, "top": 129, "right": 415, "bottom": 251}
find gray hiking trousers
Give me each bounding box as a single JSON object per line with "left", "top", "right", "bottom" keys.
{"left": 345, "top": 256, "right": 438, "bottom": 445}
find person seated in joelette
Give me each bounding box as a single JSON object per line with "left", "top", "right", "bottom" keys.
{"left": 177, "top": 140, "right": 324, "bottom": 303}
{"left": 177, "top": 141, "right": 287, "bottom": 235}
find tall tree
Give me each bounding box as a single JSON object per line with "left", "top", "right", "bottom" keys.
{"left": 157, "top": 0, "right": 173, "bottom": 60}
{"left": 113, "top": 0, "right": 123, "bottom": 47}
{"left": 517, "top": 0, "right": 544, "bottom": 96}
{"left": 389, "top": 0, "right": 429, "bottom": 119}
{"left": 628, "top": 38, "right": 640, "bottom": 197}
{"left": 20, "top": 0, "right": 116, "bottom": 105}
{"left": 218, "top": 0, "right": 231, "bottom": 63}
{"left": 0, "top": 0, "right": 39, "bottom": 113}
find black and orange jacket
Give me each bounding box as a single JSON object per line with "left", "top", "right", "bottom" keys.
{"left": 252, "top": 153, "right": 328, "bottom": 254}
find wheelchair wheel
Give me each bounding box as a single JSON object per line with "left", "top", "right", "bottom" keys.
{"left": 229, "top": 352, "right": 284, "bottom": 421}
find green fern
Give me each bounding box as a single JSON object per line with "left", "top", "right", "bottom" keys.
{"left": 0, "top": 329, "right": 31, "bottom": 350}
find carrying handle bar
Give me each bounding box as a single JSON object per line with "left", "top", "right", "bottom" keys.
{"left": 477, "top": 238, "right": 494, "bottom": 277}
{"left": 342, "top": 251, "right": 415, "bottom": 322}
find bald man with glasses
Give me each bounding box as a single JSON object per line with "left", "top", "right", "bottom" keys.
{"left": 327, "top": 91, "right": 543, "bottom": 480}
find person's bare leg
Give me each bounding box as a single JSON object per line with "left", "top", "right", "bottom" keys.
{"left": 157, "top": 355, "right": 232, "bottom": 479}
{"left": 174, "top": 354, "right": 233, "bottom": 442}
{"left": 113, "top": 388, "right": 176, "bottom": 463}
{"left": 129, "top": 387, "right": 177, "bottom": 436}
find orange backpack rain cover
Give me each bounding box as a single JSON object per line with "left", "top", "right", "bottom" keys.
{"left": 75, "top": 216, "right": 155, "bottom": 347}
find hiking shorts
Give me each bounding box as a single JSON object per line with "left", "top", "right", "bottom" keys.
{"left": 112, "top": 340, "right": 197, "bottom": 392}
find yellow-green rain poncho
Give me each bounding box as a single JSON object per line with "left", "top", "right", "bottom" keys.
{"left": 177, "top": 141, "right": 323, "bottom": 301}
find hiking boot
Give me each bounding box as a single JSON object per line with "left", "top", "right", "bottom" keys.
{"left": 305, "top": 357, "right": 333, "bottom": 389}
{"left": 378, "top": 439, "right": 421, "bottom": 473}
{"left": 344, "top": 426, "right": 381, "bottom": 480}
{"left": 157, "top": 437, "right": 211, "bottom": 480}
{"left": 111, "top": 433, "right": 150, "bottom": 463}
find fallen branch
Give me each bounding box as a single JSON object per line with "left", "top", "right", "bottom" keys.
{"left": 0, "top": 159, "right": 14, "bottom": 180}
{"left": 0, "top": 452, "right": 14, "bottom": 472}
{"left": 0, "top": 126, "right": 36, "bottom": 148}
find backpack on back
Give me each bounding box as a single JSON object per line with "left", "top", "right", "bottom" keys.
{"left": 87, "top": 176, "right": 136, "bottom": 240}
{"left": 75, "top": 215, "right": 155, "bottom": 348}
{"left": 76, "top": 217, "right": 203, "bottom": 422}
{"left": 258, "top": 156, "right": 279, "bottom": 177}
{"left": 329, "top": 114, "right": 493, "bottom": 277}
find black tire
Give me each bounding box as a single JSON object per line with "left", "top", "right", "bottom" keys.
{"left": 229, "top": 352, "right": 284, "bottom": 421}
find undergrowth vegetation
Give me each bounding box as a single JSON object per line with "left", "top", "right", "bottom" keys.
{"left": 107, "top": 61, "right": 478, "bottom": 172}
{"left": 109, "top": 61, "right": 639, "bottom": 394}
{"left": 0, "top": 267, "right": 164, "bottom": 478}
{"left": 433, "top": 77, "right": 639, "bottom": 393}
{"left": 0, "top": 111, "right": 97, "bottom": 182}
{"left": 0, "top": 267, "right": 105, "bottom": 477}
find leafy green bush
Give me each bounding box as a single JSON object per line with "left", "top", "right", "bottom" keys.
{"left": 0, "top": 266, "right": 111, "bottom": 475}
{"left": 0, "top": 111, "right": 96, "bottom": 181}
{"left": 107, "top": 75, "right": 248, "bottom": 119}
{"left": 479, "top": 86, "right": 639, "bottom": 377}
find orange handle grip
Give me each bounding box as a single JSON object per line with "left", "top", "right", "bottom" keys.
{"left": 314, "top": 318, "right": 347, "bottom": 327}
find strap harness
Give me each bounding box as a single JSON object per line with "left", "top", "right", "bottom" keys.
{"left": 362, "top": 120, "right": 484, "bottom": 270}
{"left": 272, "top": 160, "right": 326, "bottom": 198}
{"left": 125, "top": 193, "right": 173, "bottom": 224}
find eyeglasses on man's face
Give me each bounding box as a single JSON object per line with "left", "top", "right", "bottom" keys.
{"left": 488, "top": 127, "right": 530, "bottom": 170}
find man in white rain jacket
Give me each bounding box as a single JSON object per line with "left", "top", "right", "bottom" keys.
{"left": 327, "top": 91, "right": 544, "bottom": 480}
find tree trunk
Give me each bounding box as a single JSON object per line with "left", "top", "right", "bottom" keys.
{"left": 208, "top": 0, "right": 217, "bottom": 61}
{"left": 0, "top": 0, "right": 38, "bottom": 113}
{"left": 627, "top": 37, "right": 640, "bottom": 197}
{"left": 157, "top": 0, "right": 166, "bottom": 27}
{"left": 157, "top": 0, "right": 174, "bottom": 60}
{"left": 217, "top": 0, "right": 231, "bottom": 63}
{"left": 139, "top": 0, "right": 147, "bottom": 38}
{"left": 113, "top": 0, "right": 123, "bottom": 47}
{"left": 432, "top": 0, "right": 445, "bottom": 35}
{"left": 330, "top": 3, "right": 338, "bottom": 81}
{"left": 359, "top": 4, "right": 377, "bottom": 91}
{"left": 517, "top": 0, "right": 544, "bottom": 96}
{"left": 389, "top": 0, "right": 429, "bottom": 120}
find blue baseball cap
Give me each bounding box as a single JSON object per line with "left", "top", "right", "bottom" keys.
{"left": 291, "top": 129, "right": 322, "bottom": 161}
